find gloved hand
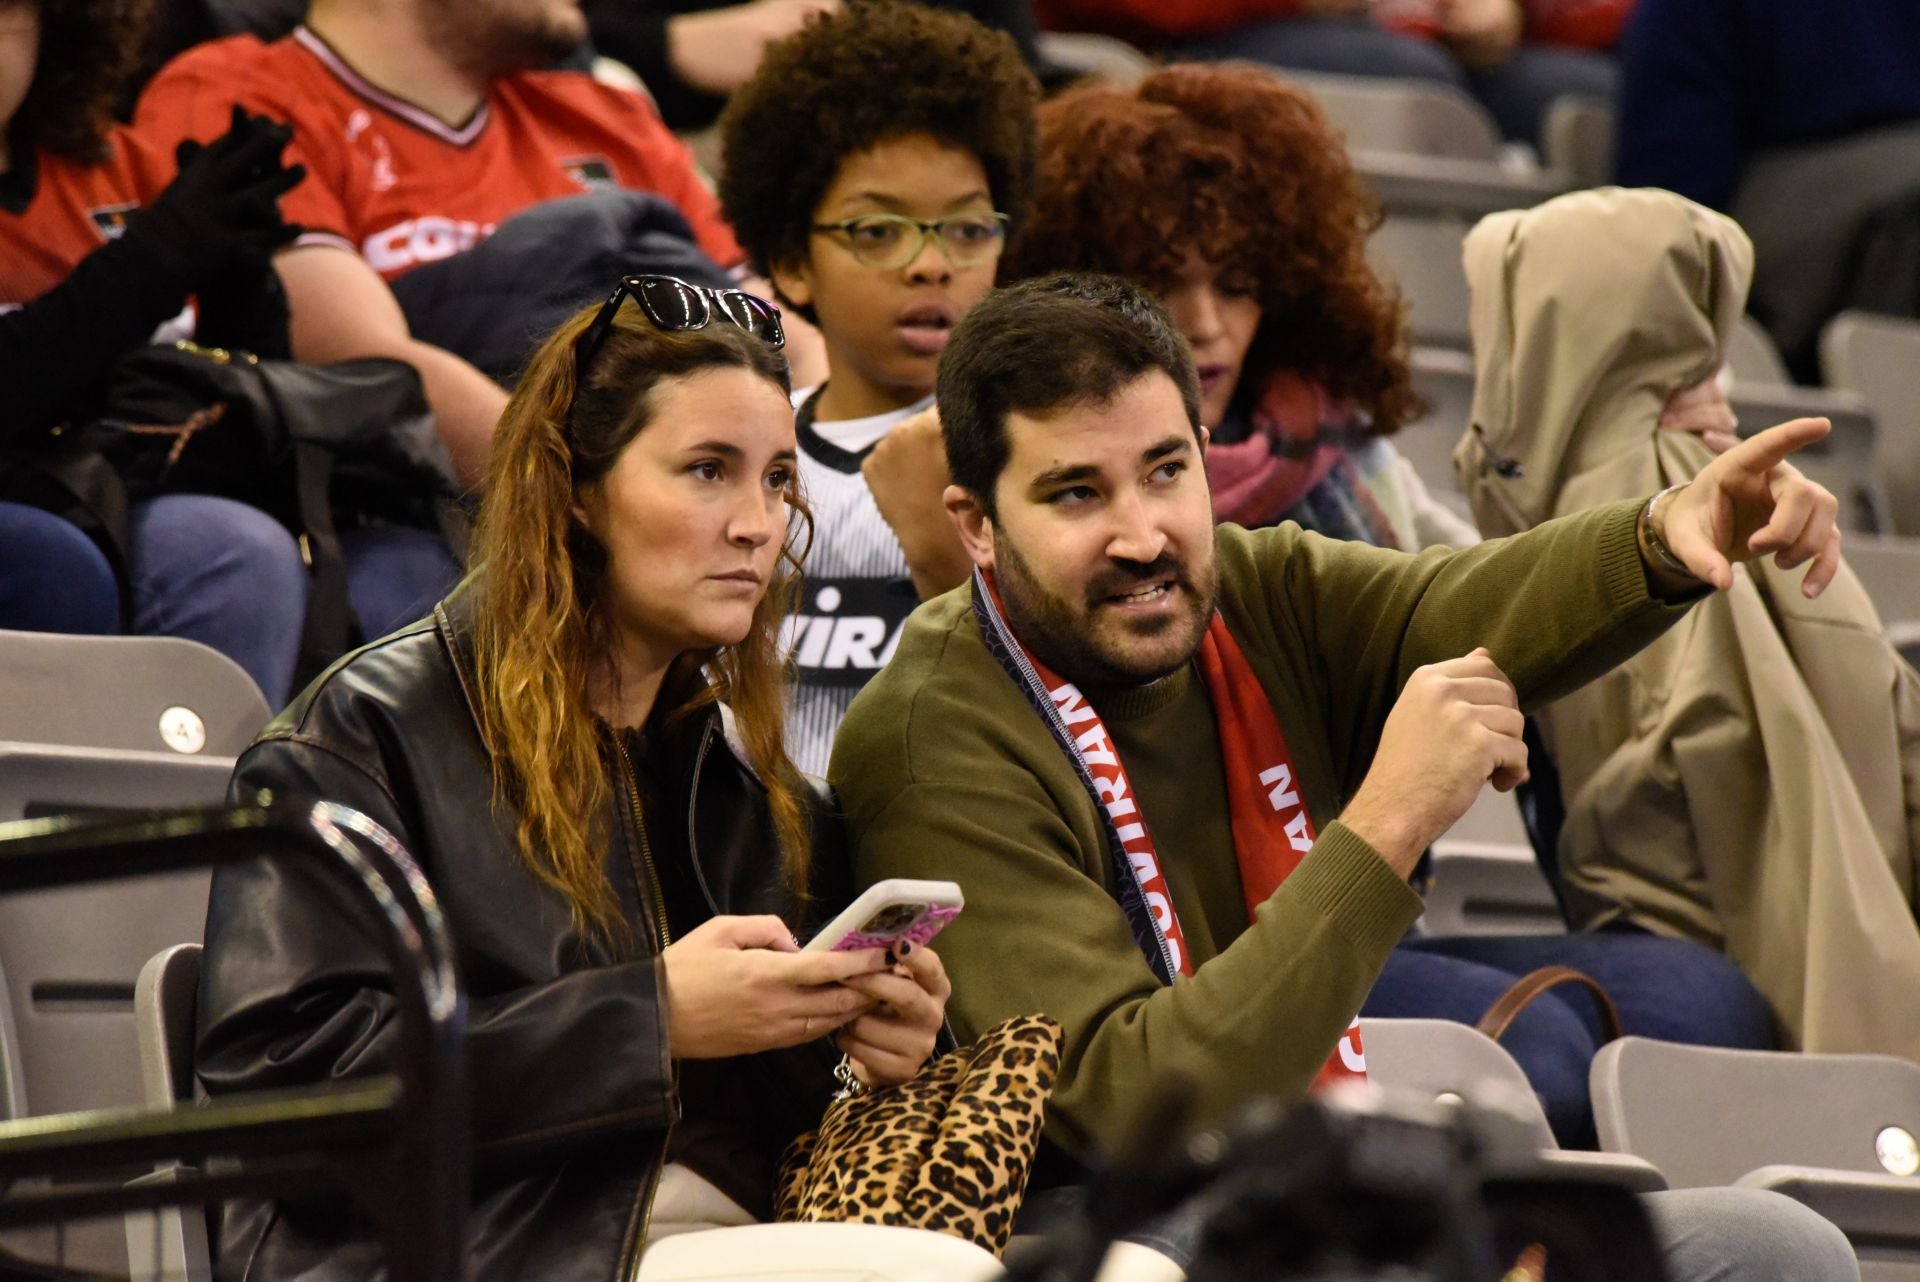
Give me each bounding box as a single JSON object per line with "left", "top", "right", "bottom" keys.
{"left": 126, "top": 104, "right": 307, "bottom": 289}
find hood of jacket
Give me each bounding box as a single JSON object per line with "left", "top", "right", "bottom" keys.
{"left": 1448, "top": 189, "right": 1920, "bottom": 1060}
{"left": 1454, "top": 187, "right": 1753, "bottom": 537}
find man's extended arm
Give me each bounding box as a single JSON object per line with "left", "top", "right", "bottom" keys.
{"left": 1273, "top": 419, "right": 1842, "bottom": 866}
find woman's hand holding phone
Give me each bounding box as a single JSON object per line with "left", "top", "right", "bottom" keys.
{"left": 662, "top": 914, "right": 892, "bottom": 1059}
{"left": 834, "top": 940, "right": 952, "bottom": 1088}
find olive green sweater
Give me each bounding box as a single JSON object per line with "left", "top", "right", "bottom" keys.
{"left": 829, "top": 499, "right": 1692, "bottom": 1157}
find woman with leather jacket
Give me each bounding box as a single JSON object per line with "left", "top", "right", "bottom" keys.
{"left": 197, "top": 279, "right": 951, "bottom": 1281}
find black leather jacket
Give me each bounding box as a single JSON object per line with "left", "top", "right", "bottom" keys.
{"left": 203, "top": 590, "right": 846, "bottom": 1282}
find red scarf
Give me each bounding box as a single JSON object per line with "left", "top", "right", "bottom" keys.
{"left": 974, "top": 571, "right": 1366, "bottom": 1088}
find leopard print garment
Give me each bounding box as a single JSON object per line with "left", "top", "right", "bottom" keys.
{"left": 774, "top": 1013, "right": 1064, "bottom": 1256}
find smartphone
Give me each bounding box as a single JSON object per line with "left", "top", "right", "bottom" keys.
{"left": 802, "top": 878, "right": 964, "bottom": 953}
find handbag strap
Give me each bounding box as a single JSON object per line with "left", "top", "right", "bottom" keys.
{"left": 1475, "top": 965, "right": 1623, "bottom": 1044}
{"left": 291, "top": 440, "right": 357, "bottom": 684}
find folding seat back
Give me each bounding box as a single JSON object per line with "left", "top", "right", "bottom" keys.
{"left": 1591, "top": 1037, "right": 1920, "bottom": 1277}
{"left": 1728, "top": 314, "right": 1792, "bottom": 385}
{"left": 1362, "top": 1018, "right": 1666, "bottom": 1191}
{"left": 1370, "top": 215, "right": 1474, "bottom": 349}
{"left": 1278, "top": 71, "right": 1502, "bottom": 161}
{"left": 1844, "top": 534, "right": 1920, "bottom": 667}
{"left": 0, "top": 629, "right": 267, "bottom": 1130}
{"left": 1822, "top": 310, "right": 1920, "bottom": 537}
{"left": 124, "top": 944, "right": 213, "bottom": 1282}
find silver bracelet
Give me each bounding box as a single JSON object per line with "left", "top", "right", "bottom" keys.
{"left": 1640, "top": 483, "right": 1693, "bottom": 578}
{"left": 832, "top": 1054, "right": 870, "bottom": 1101}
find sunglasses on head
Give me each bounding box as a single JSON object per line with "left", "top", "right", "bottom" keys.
{"left": 573, "top": 274, "right": 787, "bottom": 386}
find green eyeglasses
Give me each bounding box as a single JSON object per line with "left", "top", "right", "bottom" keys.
{"left": 810, "top": 211, "right": 1011, "bottom": 271}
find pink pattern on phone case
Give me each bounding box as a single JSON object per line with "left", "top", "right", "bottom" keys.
{"left": 832, "top": 904, "right": 963, "bottom": 952}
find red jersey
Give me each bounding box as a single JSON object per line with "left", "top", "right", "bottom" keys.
{"left": 1035, "top": 0, "right": 1631, "bottom": 50}
{"left": 133, "top": 27, "right": 743, "bottom": 283}
{"left": 0, "top": 126, "right": 176, "bottom": 307}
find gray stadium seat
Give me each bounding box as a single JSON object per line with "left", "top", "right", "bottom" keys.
{"left": 125, "top": 944, "right": 213, "bottom": 1282}
{"left": 1591, "top": 1038, "right": 1920, "bottom": 1279}
{"left": 1277, "top": 70, "right": 1567, "bottom": 223}
{"left": 1034, "top": 31, "right": 1155, "bottom": 85}
{"left": 1276, "top": 70, "right": 1502, "bottom": 160}
{"left": 0, "top": 632, "right": 266, "bottom": 1274}
{"left": 1397, "top": 346, "right": 1478, "bottom": 519}
{"left": 1727, "top": 314, "right": 1793, "bottom": 386}
{"left": 0, "top": 629, "right": 266, "bottom": 756}
{"left": 1541, "top": 95, "right": 1613, "bottom": 190}
{"left": 1362, "top": 1018, "right": 1666, "bottom": 1191}
{"left": 1845, "top": 535, "right": 1920, "bottom": 666}
{"left": 0, "top": 958, "right": 22, "bottom": 1125}
{"left": 1370, "top": 217, "right": 1475, "bottom": 349}
{"left": 1821, "top": 310, "right": 1920, "bottom": 536}
{"left": 0, "top": 628, "right": 266, "bottom": 1116}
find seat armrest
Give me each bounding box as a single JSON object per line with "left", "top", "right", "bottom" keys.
{"left": 1736, "top": 1165, "right": 1920, "bottom": 1248}
{"left": 1527, "top": 1150, "right": 1670, "bottom": 1194}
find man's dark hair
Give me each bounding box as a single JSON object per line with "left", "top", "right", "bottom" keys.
{"left": 716, "top": 0, "right": 1038, "bottom": 284}
{"left": 938, "top": 273, "right": 1202, "bottom": 516}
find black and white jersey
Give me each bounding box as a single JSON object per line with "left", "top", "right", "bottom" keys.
{"left": 783, "top": 387, "right": 930, "bottom": 777}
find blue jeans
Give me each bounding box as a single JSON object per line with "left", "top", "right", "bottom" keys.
{"left": 1, "top": 499, "right": 458, "bottom": 707}
{"left": 128, "top": 495, "right": 309, "bottom": 707}
{"left": 339, "top": 522, "right": 461, "bottom": 641}
{"left": 1181, "top": 16, "right": 1620, "bottom": 148}
{"left": 0, "top": 502, "right": 120, "bottom": 634}
{"left": 1360, "top": 932, "right": 1777, "bottom": 1148}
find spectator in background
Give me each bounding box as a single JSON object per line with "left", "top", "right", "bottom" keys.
{"left": 1009, "top": 64, "right": 1475, "bottom": 551}
{"left": 584, "top": 0, "right": 1057, "bottom": 133}
{"left": 1034, "top": 0, "right": 1628, "bottom": 150}
{"left": 716, "top": 1, "right": 1037, "bottom": 775}
{"left": 4, "top": 0, "right": 463, "bottom": 703}
{"left": 1, "top": 0, "right": 301, "bottom": 703}
{"left": 1457, "top": 186, "right": 1920, "bottom": 1064}
{"left": 135, "top": 0, "right": 820, "bottom": 487}
{"left": 1615, "top": 0, "right": 1920, "bottom": 378}
{"left": 1001, "top": 64, "right": 1778, "bottom": 1150}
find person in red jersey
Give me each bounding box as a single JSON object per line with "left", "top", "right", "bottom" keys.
{"left": 2, "top": 0, "right": 462, "bottom": 702}
{"left": 0, "top": 0, "right": 320, "bottom": 704}
{"left": 136, "top": 0, "right": 817, "bottom": 485}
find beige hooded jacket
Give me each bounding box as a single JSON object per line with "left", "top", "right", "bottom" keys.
{"left": 1453, "top": 187, "right": 1920, "bottom": 1057}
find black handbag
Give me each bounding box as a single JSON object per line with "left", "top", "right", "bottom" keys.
{"left": 2, "top": 341, "right": 466, "bottom": 681}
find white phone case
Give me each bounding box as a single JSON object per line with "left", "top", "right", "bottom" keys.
{"left": 802, "top": 878, "right": 964, "bottom": 952}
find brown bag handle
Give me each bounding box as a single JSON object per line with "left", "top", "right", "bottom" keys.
{"left": 1475, "top": 965, "right": 1623, "bottom": 1044}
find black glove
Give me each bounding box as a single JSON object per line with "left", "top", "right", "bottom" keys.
{"left": 125, "top": 104, "right": 308, "bottom": 289}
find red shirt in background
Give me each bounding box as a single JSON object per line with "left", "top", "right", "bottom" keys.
{"left": 0, "top": 126, "right": 176, "bottom": 306}
{"left": 1034, "top": 0, "right": 1631, "bottom": 50}
{"left": 133, "top": 26, "right": 743, "bottom": 284}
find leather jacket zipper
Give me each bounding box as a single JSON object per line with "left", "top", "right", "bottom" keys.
{"left": 613, "top": 735, "right": 675, "bottom": 1278}
{"left": 684, "top": 722, "right": 724, "bottom": 916}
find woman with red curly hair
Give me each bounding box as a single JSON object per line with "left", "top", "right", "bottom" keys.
{"left": 1007, "top": 62, "right": 1481, "bottom": 553}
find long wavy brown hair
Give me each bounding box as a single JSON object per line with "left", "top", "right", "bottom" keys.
{"left": 469, "top": 302, "right": 812, "bottom": 945}
{"left": 11, "top": 0, "right": 153, "bottom": 161}
{"left": 1005, "top": 63, "right": 1417, "bottom": 435}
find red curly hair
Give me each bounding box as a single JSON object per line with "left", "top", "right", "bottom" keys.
{"left": 1005, "top": 64, "right": 1416, "bottom": 434}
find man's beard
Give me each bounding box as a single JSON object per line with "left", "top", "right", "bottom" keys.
{"left": 995, "top": 532, "right": 1217, "bottom": 691}
{"left": 424, "top": 0, "right": 586, "bottom": 77}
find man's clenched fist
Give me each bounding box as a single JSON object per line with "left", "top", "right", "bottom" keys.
{"left": 1340, "top": 647, "right": 1526, "bottom": 877}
